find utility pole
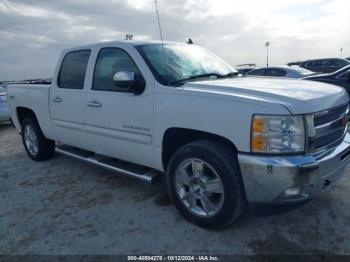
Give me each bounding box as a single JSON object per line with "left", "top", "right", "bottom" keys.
{"left": 340, "top": 48, "right": 343, "bottom": 58}
{"left": 265, "top": 42, "right": 270, "bottom": 67}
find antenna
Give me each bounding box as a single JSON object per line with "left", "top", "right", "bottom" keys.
{"left": 154, "top": 0, "right": 170, "bottom": 86}
{"left": 155, "top": 0, "right": 164, "bottom": 45}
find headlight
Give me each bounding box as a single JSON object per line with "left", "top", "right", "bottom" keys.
{"left": 251, "top": 115, "right": 305, "bottom": 153}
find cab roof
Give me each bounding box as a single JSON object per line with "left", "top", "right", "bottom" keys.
{"left": 64, "top": 40, "right": 186, "bottom": 52}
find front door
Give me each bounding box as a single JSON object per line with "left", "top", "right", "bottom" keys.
{"left": 84, "top": 47, "right": 154, "bottom": 167}
{"left": 49, "top": 49, "right": 91, "bottom": 149}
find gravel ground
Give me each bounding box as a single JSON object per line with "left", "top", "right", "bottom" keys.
{"left": 1, "top": 122, "right": 350, "bottom": 255}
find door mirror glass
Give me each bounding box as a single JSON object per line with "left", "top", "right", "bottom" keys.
{"left": 113, "top": 71, "right": 145, "bottom": 94}
{"left": 113, "top": 71, "right": 135, "bottom": 87}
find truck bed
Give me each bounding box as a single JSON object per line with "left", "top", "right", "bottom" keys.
{"left": 7, "top": 84, "right": 55, "bottom": 140}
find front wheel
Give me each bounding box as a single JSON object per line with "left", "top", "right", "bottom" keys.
{"left": 21, "top": 118, "right": 55, "bottom": 161}
{"left": 166, "top": 140, "right": 246, "bottom": 228}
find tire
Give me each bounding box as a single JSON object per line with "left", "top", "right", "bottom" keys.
{"left": 21, "top": 118, "right": 55, "bottom": 161}
{"left": 166, "top": 140, "right": 246, "bottom": 228}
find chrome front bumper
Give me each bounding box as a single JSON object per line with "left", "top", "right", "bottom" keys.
{"left": 238, "top": 132, "right": 350, "bottom": 203}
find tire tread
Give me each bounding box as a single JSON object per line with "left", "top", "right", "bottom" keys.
{"left": 21, "top": 118, "right": 55, "bottom": 161}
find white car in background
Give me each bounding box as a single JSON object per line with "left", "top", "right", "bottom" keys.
{"left": 0, "top": 85, "right": 10, "bottom": 122}
{"left": 246, "top": 66, "right": 315, "bottom": 78}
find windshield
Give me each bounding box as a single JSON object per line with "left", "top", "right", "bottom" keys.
{"left": 136, "top": 44, "right": 236, "bottom": 85}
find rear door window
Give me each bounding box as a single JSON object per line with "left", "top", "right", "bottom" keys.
{"left": 307, "top": 60, "right": 320, "bottom": 67}
{"left": 306, "top": 61, "right": 315, "bottom": 67}
{"left": 264, "top": 69, "right": 287, "bottom": 77}
{"left": 58, "top": 50, "right": 91, "bottom": 89}
{"left": 332, "top": 59, "right": 349, "bottom": 67}
{"left": 321, "top": 59, "right": 332, "bottom": 67}
{"left": 248, "top": 69, "right": 265, "bottom": 76}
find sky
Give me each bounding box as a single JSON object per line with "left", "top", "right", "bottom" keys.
{"left": 0, "top": 0, "right": 349, "bottom": 81}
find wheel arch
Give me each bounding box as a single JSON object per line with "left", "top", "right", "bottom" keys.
{"left": 162, "top": 127, "right": 238, "bottom": 171}
{"left": 16, "top": 107, "right": 38, "bottom": 127}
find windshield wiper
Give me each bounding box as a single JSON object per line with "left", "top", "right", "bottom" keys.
{"left": 171, "top": 72, "right": 240, "bottom": 86}
{"left": 223, "top": 72, "right": 240, "bottom": 77}
{"left": 170, "top": 73, "right": 224, "bottom": 86}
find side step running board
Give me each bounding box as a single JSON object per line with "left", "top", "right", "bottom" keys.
{"left": 55, "top": 145, "right": 160, "bottom": 183}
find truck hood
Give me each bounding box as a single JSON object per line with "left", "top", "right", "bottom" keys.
{"left": 184, "top": 77, "right": 349, "bottom": 114}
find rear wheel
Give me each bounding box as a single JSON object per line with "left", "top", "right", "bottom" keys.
{"left": 166, "top": 140, "right": 246, "bottom": 228}
{"left": 21, "top": 118, "right": 55, "bottom": 161}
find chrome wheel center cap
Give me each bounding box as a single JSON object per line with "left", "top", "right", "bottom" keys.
{"left": 190, "top": 178, "right": 206, "bottom": 196}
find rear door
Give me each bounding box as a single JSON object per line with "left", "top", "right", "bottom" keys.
{"left": 49, "top": 49, "right": 92, "bottom": 149}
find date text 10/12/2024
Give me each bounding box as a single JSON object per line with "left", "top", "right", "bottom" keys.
{"left": 127, "top": 256, "right": 219, "bottom": 261}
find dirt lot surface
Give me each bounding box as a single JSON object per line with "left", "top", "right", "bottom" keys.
{"left": 1, "top": 122, "right": 350, "bottom": 255}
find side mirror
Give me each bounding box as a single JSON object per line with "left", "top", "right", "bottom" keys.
{"left": 347, "top": 71, "right": 350, "bottom": 83}
{"left": 113, "top": 71, "right": 145, "bottom": 95}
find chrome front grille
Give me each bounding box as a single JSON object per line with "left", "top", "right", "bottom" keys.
{"left": 313, "top": 104, "right": 349, "bottom": 151}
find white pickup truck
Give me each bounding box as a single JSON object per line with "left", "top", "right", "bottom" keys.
{"left": 7, "top": 41, "right": 350, "bottom": 227}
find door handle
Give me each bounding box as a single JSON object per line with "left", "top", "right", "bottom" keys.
{"left": 52, "top": 96, "right": 63, "bottom": 103}
{"left": 87, "top": 100, "right": 102, "bottom": 108}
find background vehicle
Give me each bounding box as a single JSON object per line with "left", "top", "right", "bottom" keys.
{"left": 303, "top": 65, "right": 350, "bottom": 93}
{"left": 236, "top": 63, "right": 256, "bottom": 75}
{"left": 287, "top": 61, "right": 303, "bottom": 66}
{"left": 7, "top": 41, "right": 350, "bottom": 227}
{"left": 246, "top": 66, "right": 314, "bottom": 78}
{"left": 0, "top": 85, "right": 10, "bottom": 122}
{"left": 237, "top": 68, "right": 255, "bottom": 75}
{"left": 299, "top": 58, "right": 350, "bottom": 73}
